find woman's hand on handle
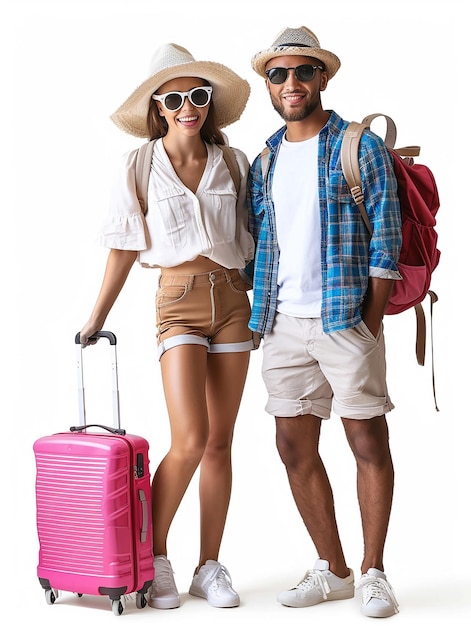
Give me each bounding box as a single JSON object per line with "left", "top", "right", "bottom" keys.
{"left": 79, "top": 322, "right": 104, "bottom": 347}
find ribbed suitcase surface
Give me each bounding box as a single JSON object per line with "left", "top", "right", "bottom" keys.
{"left": 34, "top": 332, "right": 154, "bottom": 615}
{"left": 35, "top": 436, "right": 143, "bottom": 576}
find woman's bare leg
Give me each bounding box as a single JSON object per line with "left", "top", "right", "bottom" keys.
{"left": 197, "top": 350, "right": 250, "bottom": 567}
{"left": 152, "top": 344, "right": 209, "bottom": 556}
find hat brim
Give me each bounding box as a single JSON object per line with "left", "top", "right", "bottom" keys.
{"left": 252, "top": 47, "right": 341, "bottom": 80}
{"left": 111, "top": 60, "right": 250, "bottom": 138}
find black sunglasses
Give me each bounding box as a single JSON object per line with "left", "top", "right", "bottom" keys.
{"left": 152, "top": 86, "right": 213, "bottom": 111}
{"left": 265, "top": 64, "right": 324, "bottom": 85}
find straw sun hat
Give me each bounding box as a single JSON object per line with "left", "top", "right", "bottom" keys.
{"left": 111, "top": 44, "right": 250, "bottom": 138}
{"left": 251, "top": 26, "right": 341, "bottom": 81}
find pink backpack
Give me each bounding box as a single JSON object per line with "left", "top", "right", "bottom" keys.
{"left": 341, "top": 113, "right": 440, "bottom": 410}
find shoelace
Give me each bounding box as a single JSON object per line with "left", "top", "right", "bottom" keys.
{"left": 296, "top": 570, "right": 331, "bottom": 599}
{"left": 356, "top": 574, "right": 399, "bottom": 612}
{"left": 205, "top": 563, "right": 234, "bottom": 591}
{"left": 154, "top": 560, "right": 176, "bottom": 590}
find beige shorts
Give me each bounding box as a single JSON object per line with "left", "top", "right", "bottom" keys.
{"left": 261, "top": 313, "right": 394, "bottom": 420}
{"left": 156, "top": 268, "right": 253, "bottom": 359}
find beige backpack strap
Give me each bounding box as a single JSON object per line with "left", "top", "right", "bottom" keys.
{"left": 135, "top": 141, "right": 240, "bottom": 216}
{"left": 362, "top": 113, "right": 420, "bottom": 159}
{"left": 135, "top": 139, "right": 156, "bottom": 215}
{"left": 340, "top": 122, "right": 372, "bottom": 235}
{"left": 395, "top": 146, "right": 421, "bottom": 159}
{"left": 220, "top": 144, "right": 241, "bottom": 195}
{"left": 414, "top": 302, "right": 426, "bottom": 366}
{"left": 260, "top": 146, "right": 270, "bottom": 178}
{"left": 428, "top": 290, "right": 439, "bottom": 411}
{"left": 414, "top": 291, "right": 439, "bottom": 410}
{"left": 341, "top": 119, "right": 420, "bottom": 232}
{"left": 361, "top": 113, "right": 397, "bottom": 149}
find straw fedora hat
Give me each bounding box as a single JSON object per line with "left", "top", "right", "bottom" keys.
{"left": 111, "top": 43, "right": 250, "bottom": 138}
{"left": 251, "top": 26, "right": 341, "bottom": 80}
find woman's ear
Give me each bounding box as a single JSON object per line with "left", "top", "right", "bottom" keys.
{"left": 153, "top": 99, "right": 166, "bottom": 117}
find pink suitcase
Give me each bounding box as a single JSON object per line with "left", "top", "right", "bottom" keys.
{"left": 33, "top": 331, "right": 154, "bottom": 615}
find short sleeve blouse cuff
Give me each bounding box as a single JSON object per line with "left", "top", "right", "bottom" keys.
{"left": 100, "top": 149, "right": 149, "bottom": 250}
{"left": 99, "top": 212, "right": 148, "bottom": 250}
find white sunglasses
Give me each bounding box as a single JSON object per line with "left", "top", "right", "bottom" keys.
{"left": 152, "top": 86, "right": 213, "bottom": 111}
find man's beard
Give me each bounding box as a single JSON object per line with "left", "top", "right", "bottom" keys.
{"left": 271, "top": 95, "right": 320, "bottom": 122}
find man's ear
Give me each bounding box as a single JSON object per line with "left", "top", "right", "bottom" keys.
{"left": 320, "top": 72, "right": 329, "bottom": 92}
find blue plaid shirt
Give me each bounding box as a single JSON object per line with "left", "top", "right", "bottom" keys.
{"left": 246, "top": 110, "right": 402, "bottom": 336}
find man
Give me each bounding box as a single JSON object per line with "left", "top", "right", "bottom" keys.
{"left": 247, "top": 26, "right": 401, "bottom": 618}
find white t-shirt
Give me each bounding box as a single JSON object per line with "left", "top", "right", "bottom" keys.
{"left": 272, "top": 133, "right": 322, "bottom": 317}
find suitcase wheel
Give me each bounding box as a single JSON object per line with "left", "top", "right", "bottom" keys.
{"left": 110, "top": 592, "right": 147, "bottom": 615}
{"left": 111, "top": 598, "right": 125, "bottom": 616}
{"left": 45, "top": 588, "right": 59, "bottom": 605}
{"left": 136, "top": 592, "right": 147, "bottom": 609}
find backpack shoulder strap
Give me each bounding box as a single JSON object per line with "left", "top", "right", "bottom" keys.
{"left": 340, "top": 118, "right": 419, "bottom": 234}
{"left": 220, "top": 144, "right": 241, "bottom": 195}
{"left": 260, "top": 146, "right": 270, "bottom": 178}
{"left": 362, "top": 113, "right": 421, "bottom": 159}
{"left": 135, "top": 139, "right": 157, "bottom": 215}
{"left": 260, "top": 146, "right": 270, "bottom": 179}
{"left": 340, "top": 122, "right": 372, "bottom": 235}
{"left": 361, "top": 113, "right": 397, "bottom": 149}
{"left": 135, "top": 141, "right": 241, "bottom": 215}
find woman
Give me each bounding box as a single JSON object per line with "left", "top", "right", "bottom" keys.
{"left": 79, "top": 43, "right": 254, "bottom": 609}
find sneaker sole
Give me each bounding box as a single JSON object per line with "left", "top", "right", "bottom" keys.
{"left": 148, "top": 596, "right": 180, "bottom": 609}
{"left": 277, "top": 587, "right": 354, "bottom": 608}
{"left": 361, "top": 603, "right": 397, "bottom": 618}
{"left": 189, "top": 587, "right": 240, "bottom": 608}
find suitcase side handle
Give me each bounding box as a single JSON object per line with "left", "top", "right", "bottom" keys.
{"left": 70, "top": 424, "right": 126, "bottom": 435}
{"left": 139, "top": 489, "right": 149, "bottom": 542}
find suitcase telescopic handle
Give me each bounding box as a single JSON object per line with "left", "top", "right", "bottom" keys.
{"left": 74, "top": 330, "right": 121, "bottom": 430}
{"left": 74, "top": 330, "right": 117, "bottom": 345}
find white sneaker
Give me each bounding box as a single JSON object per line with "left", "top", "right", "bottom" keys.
{"left": 277, "top": 559, "right": 355, "bottom": 608}
{"left": 189, "top": 560, "right": 240, "bottom": 608}
{"left": 148, "top": 555, "right": 180, "bottom": 609}
{"left": 357, "top": 568, "right": 399, "bottom": 618}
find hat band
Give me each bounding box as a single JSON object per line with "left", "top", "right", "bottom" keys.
{"left": 277, "top": 43, "right": 310, "bottom": 48}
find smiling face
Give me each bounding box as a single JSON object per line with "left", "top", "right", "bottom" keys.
{"left": 264, "top": 55, "right": 328, "bottom": 123}
{"left": 154, "top": 76, "right": 210, "bottom": 137}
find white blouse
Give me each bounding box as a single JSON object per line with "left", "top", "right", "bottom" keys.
{"left": 100, "top": 139, "right": 254, "bottom": 269}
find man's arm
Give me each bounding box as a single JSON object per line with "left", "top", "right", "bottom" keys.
{"left": 361, "top": 277, "right": 394, "bottom": 337}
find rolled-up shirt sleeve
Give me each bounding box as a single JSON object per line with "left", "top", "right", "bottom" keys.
{"left": 99, "top": 149, "right": 149, "bottom": 251}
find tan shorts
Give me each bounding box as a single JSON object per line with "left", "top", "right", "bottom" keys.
{"left": 261, "top": 313, "right": 394, "bottom": 420}
{"left": 156, "top": 268, "right": 254, "bottom": 359}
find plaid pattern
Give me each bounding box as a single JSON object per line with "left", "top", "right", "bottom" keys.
{"left": 247, "top": 110, "right": 402, "bottom": 335}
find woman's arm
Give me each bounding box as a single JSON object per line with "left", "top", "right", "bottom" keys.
{"left": 79, "top": 249, "right": 137, "bottom": 346}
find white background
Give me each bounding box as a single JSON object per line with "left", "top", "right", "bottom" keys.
{"left": 2, "top": 0, "right": 469, "bottom": 624}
